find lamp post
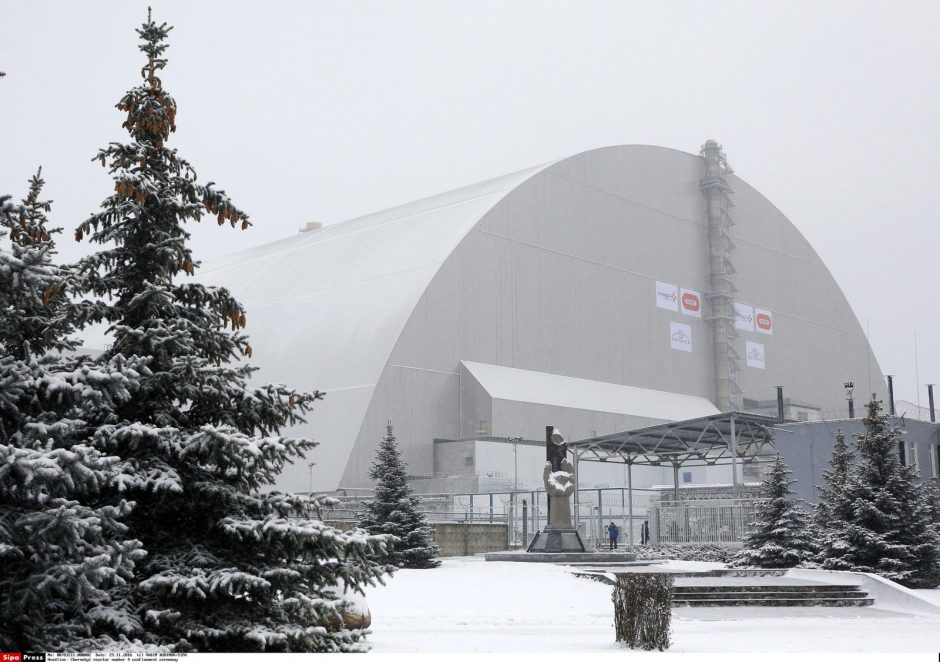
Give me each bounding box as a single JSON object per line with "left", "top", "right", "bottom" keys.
{"left": 844, "top": 381, "right": 855, "bottom": 419}
{"left": 509, "top": 437, "right": 521, "bottom": 548}
{"left": 308, "top": 461, "right": 316, "bottom": 494}
{"left": 510, "top": 437, "right": 522, "bottom": 493}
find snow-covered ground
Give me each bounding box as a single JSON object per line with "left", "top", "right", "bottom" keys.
{"left": 913, "top": 588, "right": 940, "bottom": 607}
{"left": 364, "top": 556, "right": 940, "bottom": 653}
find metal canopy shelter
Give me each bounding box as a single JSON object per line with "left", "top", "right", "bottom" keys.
{"left": 567, "top": 411, "right": 781, "bottom": 544}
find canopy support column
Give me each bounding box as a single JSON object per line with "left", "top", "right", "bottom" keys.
{"left": 730, "top": 413, "right": 739, "bottom": 494}
{"left": 673, "top": 463, "right": 680, "bottom": 502}
{"left": 627, "top": 461, "right": 634, "bottom": 545}
{"left": 573, "top": 450, "right": 580, "bottom": 532}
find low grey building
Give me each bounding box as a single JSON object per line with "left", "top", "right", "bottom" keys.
{"left": 776, "top": 416, "right": 940, "bottom": 504}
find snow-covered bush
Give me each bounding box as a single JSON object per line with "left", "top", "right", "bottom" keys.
{"left": 622, "top": 543, "right": 734, "bottom": 563}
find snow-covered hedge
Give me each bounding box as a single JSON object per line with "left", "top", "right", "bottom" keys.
{"left": 621, "top": 543, "right": 734, "bottom": 563}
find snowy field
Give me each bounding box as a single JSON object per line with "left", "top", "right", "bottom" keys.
{"left": 364, "top": 556, "right": 940, "bottom": 654}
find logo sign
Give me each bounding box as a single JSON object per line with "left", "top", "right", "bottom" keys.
{"left": 745, "top": 341, "right": 765, "bottom": 369}
{"left": 755, "top": 307, "right": 773, "bottom": 335}
{"left": 670, "top": 321, "right": 692, "bottom": 352}
{"left": 734, "top": 302, "right": 754, "bottom": 332}
{"left": 655, "top": 281, "right": 678, "bottom": 311}
{"left": 680, "top": 288, "right": 702, "bottom": 318}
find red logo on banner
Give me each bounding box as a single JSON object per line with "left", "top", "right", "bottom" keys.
{"left": 756, "top": 313, "right": 772, "bottom": 331}
{"left": 2, "top": 653, "right": 22, "bottom": 662}
{"left": 681, "top": 292, "right": 700, "bottom": 312}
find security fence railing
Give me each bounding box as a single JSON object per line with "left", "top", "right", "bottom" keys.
{"left": 649, "top": 498, "right": 766, "bottom": 545}
{"left": 319, "top": 488, "right": 765, "bottom": 549}
{"left": 319, "top": 507, "right": 509, "bottom": 525}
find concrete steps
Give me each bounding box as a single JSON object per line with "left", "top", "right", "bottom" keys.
{"left": 673, "top": 583, "right": 874, "bottom": 607}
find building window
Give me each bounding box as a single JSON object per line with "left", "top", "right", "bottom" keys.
{"left": 908, "top": 441, "right": 918, "bottom": 473}
{"left": 931, "top": 445, "right": 939, "bottom": 479}
{"left": 682, "top": 471, "right": 693, "bottom": 483}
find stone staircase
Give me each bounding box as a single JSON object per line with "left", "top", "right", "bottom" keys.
{"left": 574, "top": 567, "right": 878, "bottom": 609}
{"left": 672, "top": 583, "right": 874, "bottom": 608}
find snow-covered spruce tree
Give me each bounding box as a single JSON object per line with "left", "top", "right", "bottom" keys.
{"left": 0, "top": 174, "right": 148, "bottom": 651}
{"left": 923, "top": 480, "right": 940, "bottom": 530}
{"left": 70, "top": 12, "right": 394, "bottom": 651}
{"left": 814, "top": 429, "right": 853, "bottom": 535}
{"left": 820, "top": 400, "right": 940, "bottom": 587}
{"left": 359, "top": 424, "right": 440, "bottom": 568}
{"left": 0, "top": 168, "right": 77, "bottom": 359}
{"left": 732, "top": 455, "right": 817, "bottom": 568}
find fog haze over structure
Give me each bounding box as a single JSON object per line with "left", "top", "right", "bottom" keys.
{"left": 2, "top": 0, "right": 938, "bottom": 407}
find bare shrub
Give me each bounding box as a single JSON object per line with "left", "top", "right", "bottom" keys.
{"left": 612, "top": 573, "right": 673, "bottom": 651}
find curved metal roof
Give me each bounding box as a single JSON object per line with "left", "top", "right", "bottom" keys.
{"left": 198, "top": 162, "right": 553, "bottom": 486}
{"left": 198, "top": 144, "right": 884, "bottom": 491}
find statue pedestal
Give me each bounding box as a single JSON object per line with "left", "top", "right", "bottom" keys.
{"left": 525, "top": 524, "right": 587, "bottom": 553}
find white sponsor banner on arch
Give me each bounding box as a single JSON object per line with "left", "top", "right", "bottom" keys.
{"left": 734, "top": 302, "right": 754, "bottom": 332}
{"left": 670, "top": 321, "right": 692, "bottom": 352}
{"left": 746, "top": 340, "right": 765, "bottom": 369}
{"left": 755, "top": 307, "right": 773, "bottom": 335}
{"left": 656, "top": 281, "right": 679, "bottom": 311}
{"left": 679, "top": 288, "right": 702, "bottom": 318}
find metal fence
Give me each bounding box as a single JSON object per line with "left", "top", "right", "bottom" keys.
{"left": 649, "top": 498, "right": 765, "bottom": 545}
{"left": 321, "top": 489, "right": 763, "bottom": 548}
{"left": 320, "top": 506, "right": 508, "bottom": 525}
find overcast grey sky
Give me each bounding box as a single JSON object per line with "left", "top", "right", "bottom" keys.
{"left": 3, "top": 0, "right": 938, "bottom": 408}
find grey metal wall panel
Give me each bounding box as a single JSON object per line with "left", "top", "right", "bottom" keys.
{"left": 340, "top": 364, "right": 460, "bottom": 485}
{"left": 207, "top": 145, "right": 894, "bottom": 492}
{"left": 340, "top": 146, "right": 891, "bottom": 488}
{"left": 775, "top": 418, "right": 940, "bottom": 504}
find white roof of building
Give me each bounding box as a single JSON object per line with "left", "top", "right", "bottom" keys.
{"left": 198, "top": 162, "right": 554, "bottom": 489}
{"left": 461, "top": 361, "right": 720, "bottom": 422}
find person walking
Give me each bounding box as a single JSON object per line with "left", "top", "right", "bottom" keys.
{"left": 608, "top": 521, "right": 619, "bottom": 550}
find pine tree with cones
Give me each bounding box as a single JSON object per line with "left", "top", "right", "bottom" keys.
{"left": 68, "top": 12, "right": 394, "bottom": 651}
{"left": 732, "top": 455, "right": 817, "bottom": 568}
{"left": 0, "top": 172, "right": 149, "bottom": 651}
{"left": 359, "top": 424, "right": 441, "bottom": 569}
